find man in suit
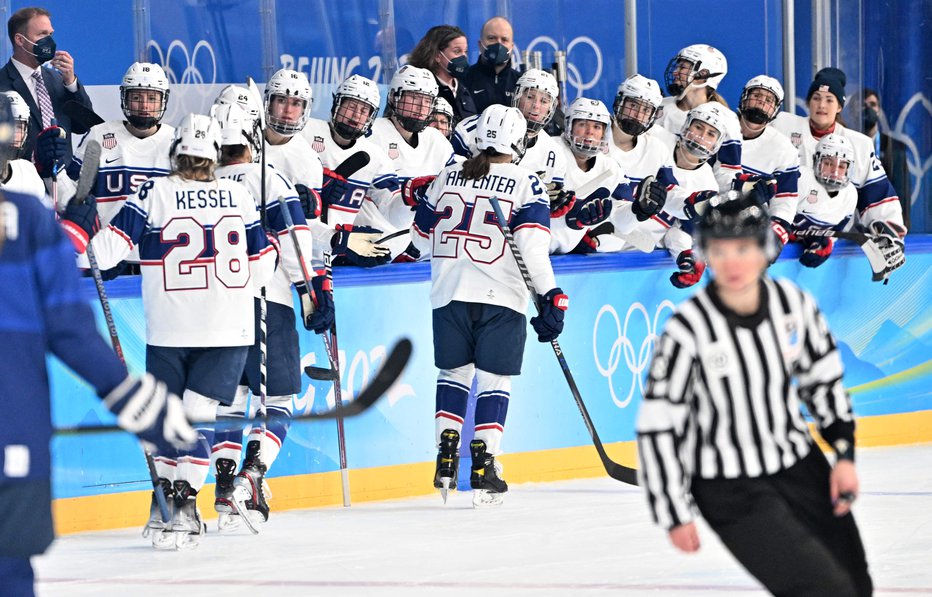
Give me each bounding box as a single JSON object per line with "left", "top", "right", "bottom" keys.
{"left": 0, "top": 7, "right": 94, "bottom": 170}
{"left": 862, "top": 88, "right": 912, "bottom": 229}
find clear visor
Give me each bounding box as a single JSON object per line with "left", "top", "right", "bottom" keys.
{"left": 514, "top": 87, "right": 556, "bottom": 133}
{"left": 815, "top": 155, "right": 851, "bottom": 189}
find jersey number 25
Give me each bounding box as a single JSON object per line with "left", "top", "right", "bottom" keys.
{"left": 432, "top": 192, "right": 513, "bottom": 264}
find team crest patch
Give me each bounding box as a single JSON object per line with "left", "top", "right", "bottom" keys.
{"left": 388, "top": 142, "right": 400, "bottom": 160}
{"left": 807, "top": 189, "right": 819, "bottom": 204}
{"left": 312, "top": 135, "right": 325, "bottom": 153}
{"left": 102, "top": 133, "right": 117, "bottom": 150}
{"left": 790, "top": 132, "right": 802, "bottom": 148}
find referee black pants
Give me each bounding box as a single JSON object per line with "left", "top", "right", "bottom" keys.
{"left": 691, "top": 449, "right": 872, "bottom": 597}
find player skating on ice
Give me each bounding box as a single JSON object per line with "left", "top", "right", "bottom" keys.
{"left": 636, "top": 190, "right": 872, "bottom": 596}
{"left": 61, "top": 113, "right": 278, "bottom": 549}
{"left": 411, "top": 105, "right": 566, "bottom": 507}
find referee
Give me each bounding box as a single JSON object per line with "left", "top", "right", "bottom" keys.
{"left": 636, "top": 191, "right": 872, "bottom": 596}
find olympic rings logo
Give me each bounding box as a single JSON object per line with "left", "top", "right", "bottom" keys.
{"left": 147, "top": 39, "right": 217, "bottom": 85}
{"left": 522, "top": 35, "right": 603, "bottom": 98}
{"left": 593, "top": 301, "right": 676, "bottom": 409}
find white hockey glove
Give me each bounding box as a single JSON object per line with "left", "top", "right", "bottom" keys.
{"left": 863, "top": 221, "right": 905, "bottom": 284}
{"left": 331, "top": 224, "right": 391, "bottom": 267}
{"left": 103, "top": 373, "right": 198, "bottom": 453}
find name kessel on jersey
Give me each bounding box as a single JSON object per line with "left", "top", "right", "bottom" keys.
{"left": 175, "top": 189, "right": 238, "bottom": 210}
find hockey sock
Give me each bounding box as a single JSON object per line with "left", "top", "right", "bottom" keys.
{"left": 211, "top": 386, "right": 249, "bottom": 472}
{"left": 152, "top": 450, "right": 177, "bottom": 481}
{"left": 473, "top": 369, "right": 511, "bottom": 456}
{"left": 177, "top": 390, "right": 219, "bottom": 492}
{"left": 246, "top": 396, "right": 293, "bottom": 469}
{"left": 435, "top": 364, "right": 476, "bottom": 446}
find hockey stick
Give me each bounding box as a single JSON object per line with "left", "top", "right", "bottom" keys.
{"left": 55, "top": 338, "right": 412, "bottom": 437}
{"left": 792, "top": 227, "right": 871, "bottom": 244}
{"left": 792, "top": 226, "right": 904, "bottom": 284}
{"left": 62, "top": 100, "right": 104, "bottom": 130}
{"left": 488, "top": 196, "right": 639, "bottom": 486}
{"left": 72, "top": 140, "right": 173, "bottom": 521}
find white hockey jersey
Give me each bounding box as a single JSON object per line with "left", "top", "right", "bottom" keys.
{"left": 656, "top": 97, "right": 742, "bottom": 193}
{"left": 1, "top": 160, "right": 47, "bottom": 208}
{"left": 355, "top": 118, "right": 455, "bottom": 258}
{"left": 551, "top": 139, "right": 631, "bottom": 255}
{"left": 650, "top": 157, "right": 719, "bottom": 257}
{"left": 771, "top": 113, "right": 904, "bottom": 232}
{"left": 71, "top": 121, "right": 175, "bottom": 226}
{"left": 412, "top": 161, "right": 556, "bottom": 314}
{"left": 217, "top": 162, "right": 314, "bottom": 307}
{"left": 80, "top": 175, "right": 277, "bottom": 347}
{"left": 740, "top": 126, "right": 800, "bottom": 225}
{"left": 793, "top": 166, "right": 858, "bottom": 232}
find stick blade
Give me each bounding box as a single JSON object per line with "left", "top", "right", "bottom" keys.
{"left": 334, "top": 151, "right": 371, "bottom": 180}
{"left": 62, "top": 100, "right": 104, "bottom": 130}
{"left": 304, "top": 365, "right": 339, "bottom": 381}
{"left": 74, "top": 140, "right": 101, "bottom": 204}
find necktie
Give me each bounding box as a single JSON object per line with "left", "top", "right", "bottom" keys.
{"left": 31, "top": 70, "right": 53, "bottom": 129}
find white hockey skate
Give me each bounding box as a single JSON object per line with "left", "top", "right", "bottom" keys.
{"left": 142, "top": 479, "right": 176, "bottom": 549}
{"left": 230, "top": 443, "right": 269, "bottom": 535}
{"left": 470, "top": 440, "right": 508, "bottom": 508}
{"left": 214, "top": 458, "right": 242, "bottom": 533}
{"left": 169, "top": 481, "right": 206, "bottom": 551}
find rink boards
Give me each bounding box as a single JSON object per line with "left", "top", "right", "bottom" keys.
{"left": 48, "top": 237, "right": 932, "bottom": 534}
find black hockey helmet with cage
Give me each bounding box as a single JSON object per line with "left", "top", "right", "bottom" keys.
{"left": 696, "top": 190, "right": 771, "bottom": 250}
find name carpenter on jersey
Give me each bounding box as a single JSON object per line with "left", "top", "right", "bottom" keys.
{"left": 443, "top": 170, "right": 519, "bottom": 195}
{"left": 175, "top": 189, "right": 238, "bottom": 210}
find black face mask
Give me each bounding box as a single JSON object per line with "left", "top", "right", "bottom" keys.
{"left": 21, "top": 34, "right": 56, "bottom": 65}
{"left": 619, "top": 117, "right": 648, "bottom": 137}
{"left": 862, "top": 106, "right": 879, "bottom": 131}
{"left": 741, "top": 107, "right": 772, "bottom": 126}
{"left": 481, "top": 42, "right": 511, "bottom": 66}
{"left": 445, "top": 55, "right": 469, "bottom": 79}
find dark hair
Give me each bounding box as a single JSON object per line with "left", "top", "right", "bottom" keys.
{"left": 8, "top": 7, "right": 50, "bottom": 45}
{"left": 220, "top": 144, "right": 249, "bottom": 166}
{"left": 408, "top": 25, "right": 467, "bottom": 76}
{"left": 461, "top": 148, "right": 506, "bottom": 180}
{"left": 863, "top": 87, "right": 880, "bottom": 102}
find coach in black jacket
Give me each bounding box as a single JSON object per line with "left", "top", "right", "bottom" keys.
{"left": 462, "top": 17, "right": 521, "bottom": 115}
{"left": 0, "top": 7, "right": 94, "bottom": 164}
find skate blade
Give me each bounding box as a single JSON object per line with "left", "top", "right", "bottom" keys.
{"left": 231, "top": 487, "right": 260, "bottom": 535}
{"left": 217, "top": 512, "right": 242, "bottom": 533}
{"left": 472, "top": 489, "right": 505, "bottom": 508}
{"left": 174, "top": 531, "right": 201, "bottom": 551}
{"left": 150, "top": 529, "right": 177, "bottom": 550}
{"left": 440, "top": 478, "right": 452, "bottom": 504}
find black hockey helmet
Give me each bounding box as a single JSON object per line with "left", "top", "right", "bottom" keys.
{"left": 696, "top": 190, "right": 771, "bottom": 251}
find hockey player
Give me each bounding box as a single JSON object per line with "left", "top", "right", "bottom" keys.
{"left": 61, "top": 113, "right": 278, "bottom": 549}
{"left": 429, "top": 97, "right": 456, "bottom": 139}
{"left": 736, "top": 75, "right": 799, "bottom": 260}
{"left": 772, "top": 67, "right": 905, "bottom": 279}
{"left": 301, "top": 74, "right": 397, "bottom": 267}
{"left": 451, "top": 69, "right": 572, "bottom": 219}
{"left": 0, "top": 95, "right": 195, "bottom": 597}
{"left": 0, "top": 91, "right": 45, "bottom": 203}
{"left": 358, "top": 65, "right": 455, "bottom": 261}
{"left": 211, "top": 101, "right": 333, "bottom": 530}
{"left": 657, "top": 44, "right": 742, "bottom": 192}
{"left": 411, "top": 105, "right": 565, "bottom": 507}
{"left": 637, "top": 191, "right": 872, "bottom": 596}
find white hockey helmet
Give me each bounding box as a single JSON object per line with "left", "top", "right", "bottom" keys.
{"left": 476, "top": 104, "right": 527, "bottom": 162}
{"left": 664, "top": 44, "right": 728, "bottom": 96}
{"left": 170, "top": 113, "right": 222, "bottom": 165}
{"left": 612, "top": 74, "right": 663, "bottom": 136}
{"left": 813, "top": 133, "right": 855, "bottom": 190}
{"left": 214, "top": 102, "right": 262, "bottom": 162}
{"left": 430, "top": 96, "right": 456, "bottom": 139}
{"left": 563, "top": 97, "right": 612, "bottom": 157}
{"left": 2, "top": 90, "right": 30, "bottom": 151}
{"left": 331, "top": 74, "right": 381, "bottom": 140}
{"left": 120, "top": 62, "right": 170, "bottom": 130}
{"left": 512, "top": 68, "right": 559, "bottom": 134}
{"left": 678, "top": 102, "right": 727, "bottom": 161}
{"left": 739, "top": 75, "right": 784, "bottom": 125}
{"left": 387, "top": 65, "right": 439, "bottom": 134}
{"left": 264, "top": 69, "right": 312, "bottom": 136}
{"left": 215, "top": 84, "right": 262, "bottom": 121}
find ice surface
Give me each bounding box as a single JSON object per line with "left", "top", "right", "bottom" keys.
{"left": 34, "top": 445, "right": 932, "bottom": 596}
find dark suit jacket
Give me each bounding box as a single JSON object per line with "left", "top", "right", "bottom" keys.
{"left": 879, "top": 132, "right": 912, "bottom": 229}
{"left": 0, "top": 59, "right": 94, "bottom": 163}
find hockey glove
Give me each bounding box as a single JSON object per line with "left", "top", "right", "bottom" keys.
{"left": 331, "top": 224, "right": 391, "bottom": 267}
{"left": 34, "top": 119, "right": 68, "bottom": 178}
{"left": 565, "top": 196, "right": 612, "bottom": 230}
{"left": 732, "top": 173, "right": 777, "bottom": 204}
{"left": 298, "top": 274, "right": 335, "bottom": 334}
{"left": 864, "top": 221, "right": 906, "bottom": 283}
{"left": 296, "top": 183, "right": 322, "bottom": 220}
{"left": 392, "top": 242, "right": 421, "bottom": 263}
{"left": 683, "top": 190, "right": 719, "bottom": 220}
{"left": 103, "top": 373, "right": 197, "bottom": 454}
{"left": 319, "top": 168, "right": 352, "bottom": 218}
{"left": 799, "top": 237, "right": 834, "bottom": 268}
{"left": 670, "top": 250, "right": 706, "bottom": 288}
{"left": 540, "top": 174, "right": 576, "bottom": 217}
{"left": 401, "top": 175, "right": 436, "bottom": 208}
{"left": 632, "top": 176, "right": 667, "bottom": 221}
{"left": 530, "top": 288, "right": 569, "bottom": 342}
{"left": 60, "top": 194, "right": 100, "bottom": 253}
{"left": 769, "top": 217, "right": 792, "bottom": 263}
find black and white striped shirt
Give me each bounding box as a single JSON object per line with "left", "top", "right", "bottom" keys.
{"left": 636, "top": 276, "right": 855, "bottom": 530}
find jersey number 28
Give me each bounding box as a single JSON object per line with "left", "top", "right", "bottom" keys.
{"left": 161, "top": 216, "right": 250, "bottom": 291}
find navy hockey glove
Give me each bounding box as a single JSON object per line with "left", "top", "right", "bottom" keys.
{"left": 401, "top": 175, "right": 436, "bottom": 208}
{"left": 670, "top": 250, "right": 706, "bottom": 288}
{"left": 683, "top": 190, "right": 718, "bottom": 220}
{"left": 103, "top": 373, "right": 197, "bottom": 454}
{"left": 632, "top": 176, "right": 667, "bottom": 221}
{"left": 530, "top": 288, "right": 569, "bottom": 342}
{"left": 319, "top": 168, "right": 352, "bottom": 220}
{"left": 296, "top": 183, "right": 322, "bottom": 220}
{"left": 799, "top": 237, "right": 834, "bottom": 268}
{"left": 565, "top": 196, "right": 612, "bottom": 230}
{"left": 34, "top": 119, "right": 68, "bottom": 178}
{"left": 60, "top": 194, "right": 100, "bottom": 253}
{"left": 540, "top": 174, "right": 576, "bottom": 218}
{"left": 331, "top": 224, "right": 391, "bottom": 267}
{"left": 298, "top": 274, "right": 335, "bottom": 334}
{"left": 732, "top": 173, "right": 777, "bottom": 204}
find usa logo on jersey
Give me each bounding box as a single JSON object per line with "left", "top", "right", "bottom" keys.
{"left": 388, "top": 142, "right": 400, "bottom": 160}
{"left": 102, "top": 133, "right": 117, "bottom": 150}
{"left": 790, "top": 132, "right": 802, "bottom": 148}
{"left": 312, "top": 136, "right": 325, "bottom": 153}
{"left": 807, "top": 189, "right": 819, "bottom": 204}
